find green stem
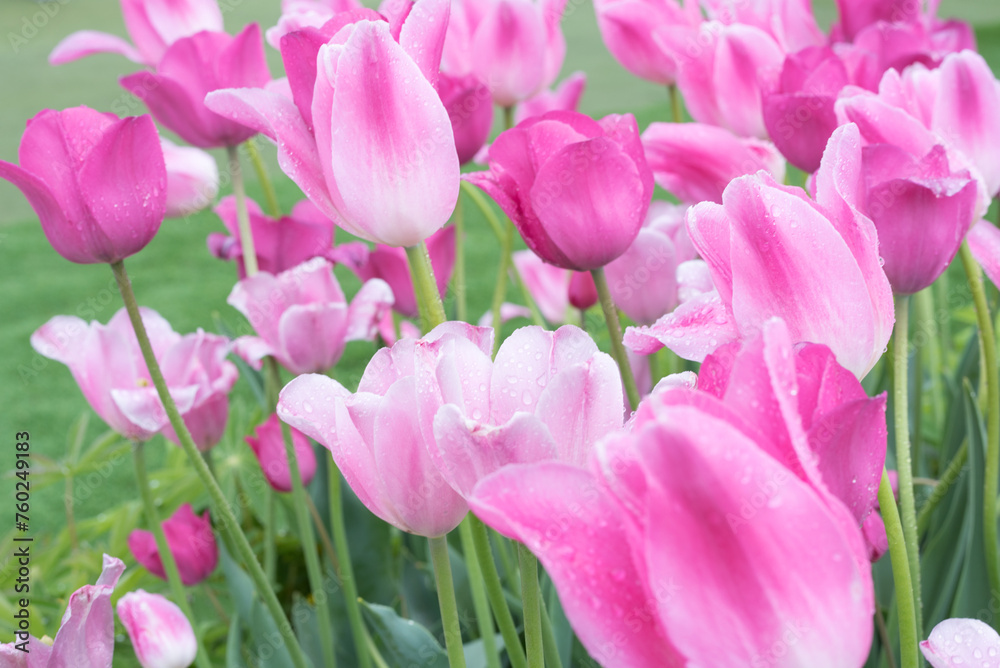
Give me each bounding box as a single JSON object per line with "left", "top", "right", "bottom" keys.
{"left": 503, "top": 106, "right": 514, "bottom": 132}
{"left": 491, "top": 221, "right": 515, "bottom": 353}
{"left": 244, "top": 139, "right": 281, "bottom": 218}
{"left": 454, "top": 198, "right": 467, "bottom": 323}
{"left": 668, "top": 84, "right": 683, "bottom": 123}
{"left": 329, "top": 461, "right": 372, "bottom": 668}
{"left": 459, "top": 518, "right": 500, "bottom": 668}
{"left": 429, "top": 536, "right": 468, "bottom": 668}
{"left": 226, "top": 145, "right": 258, "bottom": 277}
{"left": 917, "top": 441, "right": 968, "bottom": 536}
{"left": 133, "top": 440, "right": 213, "bottom": 668}
{"left": 915, "top": 288, "right": 945, "bottom": 432}
{"left": 879, "top": 469, "right": 919, "bottom": 668}
{"left": 406, "top": 242, "right": 448, "bottom": 331}
{"left": 960, "top": 241, "right": 1000, "bottom": 628}
{"left": 111, "top": 260, "right": 309, "bottom": 668}
{"left": 518, "top": 545, "right": 543, "bottom": 668}
{"left": 264, "top": 490, "right": 276, "bottom": 585}
{"left": 468, "top": 515, "right": 527, "bottom": 668}
{"left": 539, "top": 597, "right": 564, "bottom": 668}
{"left": 591, "top": 267, "right": 641, "bottom": 410}
{"left": 892, "top": 295, "right": 922, "bottom": 637}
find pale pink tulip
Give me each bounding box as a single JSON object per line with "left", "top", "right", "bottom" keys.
{"left": 128, "top": 504, "right": 218, "bottom": 586}
{"left": 921, "top": 618, "right": 1000, "bottom": 668}
{"left": 0, "top": 107, "right": 165, "bottom": 264}
{"left": 968, "top": 220, "right": 1000, "bottom": 290}
{"left": 266, "top": 0, "right": 363, "bottom": 48}
{"left": 161, "top": 138, "right": 219, "bottom": 218}
{"left": 592, "top": 0, "right": 700, "bottom": 85}
{"left": 514, "top": 71, "right": 586, "bottom": 125}
{"left": 246, "top": 414, "right": 318, "bottom": 492}
{"left": 50, "top": 0, "right": 223, "bottom": 66}
{"left": 227, "top": 257, "right": 394, "bottom": 375}
{"left": 701, "top": 0, "right": 825, "bottom": 52}
{"left": 511, "top": 250, "right": 597, "bottom": 325}
{"left": 117, "top": 590, "right": 197, "bottom": 668}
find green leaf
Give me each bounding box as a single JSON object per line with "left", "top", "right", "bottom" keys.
{"left": 226, "top": 613, "right": 248, "bottom": 668}
{"left": 361, "top": 600, "right": 449, "bottom": 668}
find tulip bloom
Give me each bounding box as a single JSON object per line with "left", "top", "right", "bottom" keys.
{"left": 439, "top": 72, "right": 494, "bottom": 165}
{"left": 228, "top": 257, "right": 394, "bottom": 375}
{"left": 641, "top": 122, "right": 786, "bottom": 204}
{"left": 49, "top": 0, "right": 223, "bottom": 66}
{"left": 0, "top": 107, "right": 166, "bottom": 265}
{"left": 514, "top": 72, "right": 587, "bottom": 125}
{"left": 246, "top": 413, "right": 318, "bottom": 492}
{"left": 0, "top": 555, "right": 124, "bottom": 666}
{"left": 129, "top": 504, "right": 218, "bottom": 586}
{"left": 208, "top": 196, "right": 336, "bottom": 279}
{"left": 32, "top": 308, "right": 238, "bottom": 448}
{"left": 508, "top": 251, "right": 595, "bottom": 325}
{"left": 921, "top": 618, "right": 1000, "bottom": 668}
{"left": 162, "top": 138, "right": 219, "bottom": 218}
{"left": 467, "top": 110, "right": 653, "bottom": 271}
{"left": 627, "top": 124, "right": 895, "bottom": 378}
{"left": 701, "top": 0, "right": 825, "bottom": 52}
{"left": 206, "top": 10, "right": 460, "bottom": 247}
{"left": 121, "top": 24, "right": 271, "bottom": 149}
{"left": 117, "top": 590, "right": 198, "bottom": 668}
{"left": 266, "top": 0, "right": 362, "bottom": 48}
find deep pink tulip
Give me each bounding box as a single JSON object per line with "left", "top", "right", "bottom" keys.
{"left": 921, "top": 618, "right": 1000, "bottom": 668}
{"left": 701, "top": 0, "right": 825, "bottom": 52}
{"left": 277, "top": 324, "right": 480, "bottom": 537}
{"left": 228, "top": 257, "right": 394, "bottom": 375}
{"left": 117, "top": 590, "right": 197, "bottom": 668}
{"left": 514, "top": 71, "right": 586, "bottom": 125}
{"left": 49, "top": 0, "right": 223, "bottom": 66}
{"left": 763, "top": 46, "right": 852, "bottom": 173}
{"left": 206, "top": 12, "right": 459, "bottom": 247}
{"left": 833, "top": 0, "right": 920, "bottom": 42}
{"left": 246, "top": 414, "right": 318, "bottom": 492}
{"left": 161, "top": 138, "right": 218, "bottom": 218}
{"left": 470, "top": 322, "right": 875, "bottom": 667}
{"left": 626, "top": 124, "right": 895, "bottom": 378}
{"left": 129, "top": 503, "right": 218, "bottom": 585}
{"left": 641, "top": 122, "right": 786, "bottom": 204}
{"left": 0, "top": 555, "right": 124, "bottom": 667}
{"left": 120, "top": 24, "right": 271, "bottom": 149}
{"left": 439, "top": 72, "right": 494, "bottom": 165}
{"left": 208, "top": 196, "right": 335, "bottom": 279}
{"left": 466, "top": 110, "right": 653, "bottom": 271}
{"left": 32, "top": 308, "right": 237, "bottom": 447}
{"left": 592, "top": 0, "right": 700, "bottom": 85}
{"left": 0, "top": 107, "right": 165, "bottom": 264}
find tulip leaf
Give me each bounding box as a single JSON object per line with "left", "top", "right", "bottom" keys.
{"left": 360, "top": 600, "right": 449, "bottom": 668}
{"left": 226, "top": 613, "right": 248, "bottom": 668}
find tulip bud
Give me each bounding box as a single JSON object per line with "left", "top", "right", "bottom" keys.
{"left": 117, "top": 590, "right": 198, "bottom": 668}
{"left": 246, "top": 414, "right": 318, "bottom": 492}
{"left": 128, "top": 504, "right": 218, "bottom": 586}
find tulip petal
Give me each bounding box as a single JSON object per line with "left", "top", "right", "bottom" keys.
{"left": 49, "top": 30, "right": 144, "bottom": 65}
{"left": 277, "top": 303, "right": 349, "bottom": 374}
{"left": 968, "top": 219, "right": 1000, "bottom": 289}
{"left": 921, "top": 618, "right": 1000, "bottom": 668}
{"left": 48, "top": 555, "right": 125, "bottom": 668}
{"left": 345, "top": 278, "right": 396, "bottom": 342}
{"left": 623, "top": 290, "right": 739, "bottom": 360}
{"left": 398, "top": 0, "right": 450, "bottom": 88}
{"left": 471, "top": 0, "right": 547, "bottom": 107}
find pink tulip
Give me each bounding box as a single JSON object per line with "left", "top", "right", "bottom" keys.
{"left": 277, "top": 324, "right": 479, "bottom": 537}
{"left": 626, "top": 124, "right": 895, "bottom": 378}
{"left": 49, "top": 0, "right": 223, "bottom": 66}
{"left": 0, "top": 107, "right": 165, "bottom": 264}
{"left": 0, "top": 555, "right": 124, "bottom": 667}
{"left": 206, "top": 12, "right": 459, "bottom": 247}
{"left": 701, "top": 0, "right": 825, "bottom": 52}
{"left": 246, "top": 413, "right": 318, "bottom": 492}
{"left": 968, "top": 219, "right": 1000, "bottom": 290}
{"left": 161, "top": 138, "right": 219, "bottom": 218}
{"left": 833, "top": 0, "right": 920, "bottom": 42}
{"left": 121, "top": 24, "right": 271, "bottom": 149}
{"left": 466, "top": 110, "right": 653, "bottom": 271}
{"left": 208, "top": 196, "right": 335, "bottom": 279}
{"left": 227, "top": 257, "right": 394, "bottom": 375}
{"left": 266, "top": 0, "right": 363, "bottom": 48}
{"left": 514, "top": 71, "right": 587, "bottom": 125}
{"left": 510, "top": 250, "right": 597, "bottom": 324}
{"left": 641, "top": 122, "right": 786, "bottom": 204}
{"left": 763, "top": 46, "right": 852, "bottom": 173}
{"left": 32, "top": 308, "right": 237, "bottom": 447}
{"left": 470, "top": 322, "right": 875, "bottom": 667}
{"left": 117, "top": 590, "right": 197, "bottom": 668}
{"left": 129, "top": 503, "right": 218, "bottom": 585}
{"left": 592, "top": 0, "right": 701, "bottom": 85}
{"left": 439, "top": 72, "right": 494, "bottom": 165}
{"left": 921, "top": 618, "right": 1000, "bottom": 668}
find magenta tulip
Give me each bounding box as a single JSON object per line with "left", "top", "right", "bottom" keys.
{"left": 0, "top": 554, "right": 124, "bottom": 667}
{"left": 641, "top": 122, "right": 786, "bottom": 204}
{"left": 514, "top": 71, "right": 586, "bottom": 125}
{"left": 921, "top": 618, "right": 1000, "bottom": 668}
{"left": 246, "top": 413, "right": 318, "bottom": 492}
{"left": 50, "top": 0, "right": 223, "bottom": 66}
{"left": 592, "top": 0, "right": 700, "bottom": 85}
{"left": 117, "top": 590, "right": 197, "bottom": 668}
{"left": 32, "top": 308, "right": 237, "bottom": 447}
{"left": 129, "top": 504, "right": 218, "bottom": 586}
{"left": 161, "top": 138, "right": 219, "bottom": 218}
{"left": 208, "top": 196, "right": 335, "bottom": 279}
{"left": 626, "top": 124, "right": 895, "bottom": 378}
{"left": 277, "top": 324, "right": 480, "bottom": 537}
{"left": 228, "top": 257, "right": 394, "bottom": 375}
{"left": 121, "top": 24, "right": 271, "bottom": 148}
{"left": 439, "top": 72, "right": 494, "bottom": 165}
{"left": 833, "top": 0, "right": 920, "bottom": 42}
{"left": 466, "top": 110, "right": 653, "bottom": 271}
{"left": 0, "top": 107, "right": 165, "bottom": 264}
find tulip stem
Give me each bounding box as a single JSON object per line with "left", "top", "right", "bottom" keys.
{"left": 244, "top": 138, "right": 281, "bottom": 218}
{"left": 226, "top": 144, "right": 259, "bottom": 277}
{"left": 917, "top": 441, "right": 968, "bottom": 536}
{"left": 879, "top": 468, "right": 919, "bottom": 668}
{"left": 454, "top": 197, "right": 468, "bottom": 323}
{"left": 518, "top": 544, "right": 544, "bottom": 668}
{"left": 960, "top": 241, "right": 1000, "bottom": 628}
{"left": 539, "top": 597, "right": 564, "bottom": 668}
{"left": 429, "top": 536, "right": 468, "bottom": 668}
{"left": 915, "top": 288, "right": 945, "bottom": 430}
{"left": 491, "top": 221, "right": 515, "bottom": 353}
{"left": 329, "top": 460, "right": 373, "bottom": 668}
{"left": 503, "top": 106, "right": 514, "bottom": 132}
{"left": 668, "top": 84, "right": 683, "bottom": 124}
{"left": 469, "top": 514, "right": 528, "bottom": 668}
{"left": 132, "top": 440, "right": 213, "bottom": 668}
{"left": 406, "top": 241, "right": 448, "bottom": 331}
{"left": 892, "top": 295, "right": 923, "bottom": 636}
{"left": 591, "top": 267, "right": 641, "bottom": 411}
{"left": 111, "top": 260, "right": 310, "bottom": 668}
{"left": 459, "top": 518, "right": 501, "bottom": 668}
{"left": 264, "top": 491, "right": 276, "bottom": 584}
